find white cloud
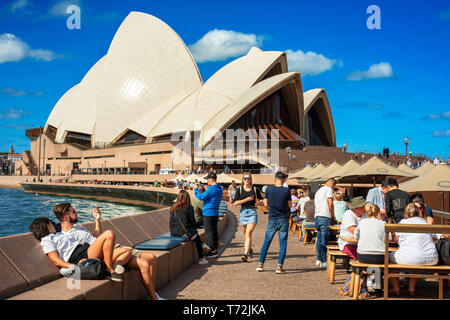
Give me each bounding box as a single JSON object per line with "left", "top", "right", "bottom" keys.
{"left": 0, "top": 33, "right": 58, "bottom": 64}
{"left": 424, "top": 111, "right": 450, "bottom": 120}
{"left": 286, "top": 49, "right": 339, "bottom": 76}
{"left": 49, "top": 0, "right": 81, "bottom": 17}
{"left": 347, "top": 62, "right": 394, "bottom": 81}
{"left": 0, "top": 108, "right": 31, "bottom": 120}
{"left": 10, "top": 0, "right": 28, "bottom": 12}
{"left": 432, "top": 130, "right": 450, "bottom": 137}
{"left": 189, "top": 29, "right": 263, "bottom": 63}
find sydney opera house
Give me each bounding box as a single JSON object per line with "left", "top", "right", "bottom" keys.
{"left": 18, "top": 12, "right": 336, "bottom": 176}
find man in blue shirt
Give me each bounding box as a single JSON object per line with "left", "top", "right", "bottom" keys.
{"left": 257, "top": 171, "right": 292, "bottom": 274}
{"left": 194, "top": 172, "right": 223, "bottom": 257}
{"left": 366, "top": 179, "right": 389, "bottom": 220}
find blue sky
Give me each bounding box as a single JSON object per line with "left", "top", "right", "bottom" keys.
{"left": 0, "top": 0, "right": 449, "bottom": 158}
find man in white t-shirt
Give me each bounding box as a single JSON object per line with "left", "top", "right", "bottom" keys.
{"left": 52, "top": 203, "right": 165, "bottom": 300}
{"left": 338, "top": 197, "right": 367, "bottom": 260}
{"left": 433, "top": 155, "right": 440, "bottom": 165}
{"left": 296, "top": 190, "right": 310, "bottom": 217}
{"left": 314, "top": 178, "right": 336, "bottom": 268}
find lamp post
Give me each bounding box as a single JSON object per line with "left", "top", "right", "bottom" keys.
{"left": 403, "top": 136, "right": 410, "bottom": 156}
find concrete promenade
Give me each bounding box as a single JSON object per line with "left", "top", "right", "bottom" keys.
{"left": 160, "top": 206, "right": 448, "bottom": 300}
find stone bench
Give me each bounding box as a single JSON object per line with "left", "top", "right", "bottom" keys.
{"left": 1, "top": 207, "right": 228, "bottom": 300}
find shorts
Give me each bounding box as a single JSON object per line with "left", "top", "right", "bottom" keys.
{"left": 68, "top": 243, "right": 90, "bottom": 264}
{"left": 115, "top": 243, "right": 142, "bottom": 258}
{"left": 240, "top": 208, "right": 258, "bottom": 226}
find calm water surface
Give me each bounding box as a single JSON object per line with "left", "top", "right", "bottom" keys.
{"left": 0, "top": 187, "right": 155, "bottom": 237}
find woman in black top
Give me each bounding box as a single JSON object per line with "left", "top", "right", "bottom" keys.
{"left": 232, "top": 173, "right": 262, "bottom": 262}
{"left": 170, "top": 190, "right": 208, "bottom": 265}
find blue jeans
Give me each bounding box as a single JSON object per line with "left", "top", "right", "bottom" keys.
{"left": 315, "top": 216, "right": 332, "bottom": 263}
{"left": 259, "top": 218, "right": 289, "bottom": 266}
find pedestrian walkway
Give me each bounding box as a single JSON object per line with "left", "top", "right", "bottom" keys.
{"left": 159, "top": 206, "right": 447, "bottom": 300}
{"left": 159, "top": 206, "right": 349, "bottom": 299}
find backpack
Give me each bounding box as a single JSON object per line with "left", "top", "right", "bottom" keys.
{"left": 340, "top": 274, "right": 370, "bottom": 299}
{"left": 436, "top": 238, "right": 450, "bottom": 265}
{"left": 62, "top": 258, "right": 107, "bottom": 280}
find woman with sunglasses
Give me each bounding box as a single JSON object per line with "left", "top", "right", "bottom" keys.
{"left": 232, "top": 173, "right": 262, "bottom": 262}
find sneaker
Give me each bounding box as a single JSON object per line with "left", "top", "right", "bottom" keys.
{"left": 108, "top": 272, "right": 123, "bottom": 282}
{"left": 241, "top": 254, "right": 248, "bottom": 262}
{"left": 60, "top": 266, "right": 75, "bottom": 277}
{"left": 320, "top": 262, "right": 327, "bottom": 269}
{"left": 315, "top": 260, "right": 321, "bottom": 266}
{"left": 198, "top": 257, "right": 208, "bottom": 265}
{"left": 156, "top": 292, "right": 167, "bottom": 300}
{"left": 114, "top": 264, "right": 125, "bottom": 275}
{"left": 256, "top": 264, "right": 264, "bottom": 272}
{"left": 276, "top": 265, "right": 286, "bottom": 274}
{"left": 248, "top": 248, "right": 253, "bottom": 258}
{"left": 205, "top": 250, "right": 219, "bottom": 258}
{"left": 202, "top": 243, "right": 211, "bottom": 254}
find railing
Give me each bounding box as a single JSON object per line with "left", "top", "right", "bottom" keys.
{"left": 434, "top": 210, "right": 450, "bottom": 225}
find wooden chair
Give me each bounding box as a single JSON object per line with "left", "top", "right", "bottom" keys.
{"left": 302, "top": 227, "right": 316, "bottom": 245}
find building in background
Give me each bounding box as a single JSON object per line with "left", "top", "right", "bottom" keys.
{"left": 20, "top": 12, "right": 336, "bottom": 176}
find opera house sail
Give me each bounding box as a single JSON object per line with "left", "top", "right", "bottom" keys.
{"left": 19, "top": 11, "right": 336, "bottom": 176}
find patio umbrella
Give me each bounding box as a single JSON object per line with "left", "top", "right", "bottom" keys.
{"left": 398, "top": 163, "right": 416, "bottom": 174}
{"left": 336, "top": 156, "right": 416, "bottom": 185}
{"left": 289, "top": 165, "right": 315, "bottom": 179}
{"left": 399, "top": 165, "right": 450, "bottom": 192}
{"left": 329, "top": 159, "right": 361, "bottom": 179}
{"left": 184, "top": 174, "right": 207, "bottom": 183}
{"left": 216, "top": 173, "right": 241, "bottom": 184}
{"left": 413, "top": 161, "right": 435, "bottom": 176}
{"left": 307, "top": 161, "right": 342, "bottom": 181}
{"left": 296, "top": 164, "right": 327, "bottom": 183}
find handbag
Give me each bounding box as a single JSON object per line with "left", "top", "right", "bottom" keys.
{"left": 62, "top": 258, "right": 107, "bottom": 280}
{"left": 174, "top": 210, "right": 198, "bottom": 240}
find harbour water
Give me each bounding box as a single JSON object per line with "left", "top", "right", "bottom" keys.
{"left": 0, "top": 187, "right": 155, "bottom": 237}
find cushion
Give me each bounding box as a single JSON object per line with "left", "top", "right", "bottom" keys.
{"left": 133, "top": 238, "right": 182, "bottom": 250}
{"left": 155, "top": 232, "right": 188, "bottom": 242}
{"left": 218, "top": 201, "right": 228, "bottom": 217}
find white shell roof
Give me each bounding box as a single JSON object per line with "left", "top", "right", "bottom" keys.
{"left": 45, "top": 12, "right": 332, "bottom": 150}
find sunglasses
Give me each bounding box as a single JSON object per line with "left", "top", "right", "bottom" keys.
{"left": 243, "top": 177, "right": 252, "bottom": 180}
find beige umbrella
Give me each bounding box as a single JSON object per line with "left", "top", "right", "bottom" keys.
{"left": 338, "top": 157, "right": 416, "bottom": 180}
{"left": 184, "top": 174, "right": 201, "bottom": 182}
{"left": 216, "top": 173, "right": 241, "bottom": 184}
{"left": 289, "top": 165, "right": 315, "bottom": 179}
{"left": 413, "top": 161, "right": 435, "bottom": 176}
{"left": 308, "top": 161, "right": 342, "bottom": 181}
{"left": 297, "top": 164, "right": 327, "bottom": 182}
{"left": 398, "top": 163, "right": 416, "bottom": 174}
{"left": 329, "top": 159, "right": 361, "bottom": 179}
{"left": 400, "top": 165, "right": 450, "bottom": 192}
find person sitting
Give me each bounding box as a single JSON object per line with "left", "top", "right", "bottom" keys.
{"left": 333, "top": 191, "right": 347, "bottom": 222}
{"left": 338, "top": 196, "right": 367, "bottom": 260}
{"left": 29, "top": 216, "right": 130, "bottom": 282}
{"left": 289, "top": 188, "right": 299, "bottom": 217}
{"left": 410, "top": 192, "right": 434, "bottom": 224}
{"left": 389, "top": 203, "right": 439, "bottom": 296}
{"left": 300, "top": 192, "right": 316, "bottom": 242}
{"left": 48, "top": 203, "right": 164, "bottom": 299}
{"left": 170, "top": 190, "right": 208, "bottom": 265}
{"left": 354, "top": 203, "right": 386, "bottom": 264}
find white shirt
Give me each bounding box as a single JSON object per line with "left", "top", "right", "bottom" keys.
{"left": 433, "top": 158, "right": 441, "bottom": 165}
{"left": 62, "top": 224, "right": 97, "bottom": 246}
{"left": 283, "top": 182, "right": 289, "bottom": 188}
{"left": 299, "top": 196, "right": 310, "bottom": 215}
{"left": 338, "top": 209, "right": 360, "bottom": 250}
{"left": 41, "top": 232, "right": 81, "bottom": 262}
{"left": 396, "top": 217, "right": 438, "bottom": 259}
{"left": 354, "top": 218, "right": 386, "bottom": 255}
{"left": 291, "top": 195, "right": 299, "bottom": 212}
{"left": 314, "top": 185, "right": 333, "bottom": 218}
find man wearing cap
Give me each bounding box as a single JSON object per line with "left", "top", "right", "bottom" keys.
{"left": 194, "top": 172, "right": 223, "bottom": 257}
{"left": 338, "top": 196, "right": 367, "bottom": 260}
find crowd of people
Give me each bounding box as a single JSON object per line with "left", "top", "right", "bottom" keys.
{"left": 28, "top": 167, "right": 448, "bottom": 299}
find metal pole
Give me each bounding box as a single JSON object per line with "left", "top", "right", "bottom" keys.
{"left": 38, "top": 126, "right": 42, "bottom": 181}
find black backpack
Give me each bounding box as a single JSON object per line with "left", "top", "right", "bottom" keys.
{"left": 436, "top": 238, "right": 450, "bottom": 266}
{"left": 63, "top": 258, "right": 107, "bottom": 280}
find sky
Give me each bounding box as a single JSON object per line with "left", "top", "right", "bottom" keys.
{"left": 0, "top": 0, "right": 449, "bottom": 158}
